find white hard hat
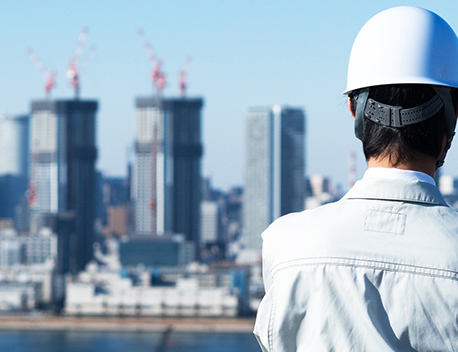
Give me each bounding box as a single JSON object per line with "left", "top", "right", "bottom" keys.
{"left": 344, "top": 6, "right": 458, "bottom": 94}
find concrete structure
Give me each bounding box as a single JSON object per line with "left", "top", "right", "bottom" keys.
{"left": 30, "top": 100, "right": 98, "bottom": 273}
{"left": 0, "top": 114, "right": 29, "bottom": 222}
{"left": 243, "top": 105, "right": 305, "bottom": 251}
{"left": 133, "top": 97, "right": 203, "bottom": 257}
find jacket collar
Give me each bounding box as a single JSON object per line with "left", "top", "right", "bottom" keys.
{"left": 344, "top": 178, "right": 448, "bottom": 206}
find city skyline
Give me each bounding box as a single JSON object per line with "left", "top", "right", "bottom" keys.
{"left": 2, "top": 1, "right": 458, "bottom": 191}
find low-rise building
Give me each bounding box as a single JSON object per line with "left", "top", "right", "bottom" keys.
{"left": 65, "top": 276, "right": 237, "bottom": 317}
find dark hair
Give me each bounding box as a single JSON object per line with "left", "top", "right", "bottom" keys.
{"left": 349, "top": 84, "right": 458, "bottom": 166}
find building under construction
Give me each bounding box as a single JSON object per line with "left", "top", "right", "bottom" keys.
{"left": 29, "top": 99, "right": 98, "bottom": 274}
{"left": 133, "top": 97, "right": 203, "bottom": 259}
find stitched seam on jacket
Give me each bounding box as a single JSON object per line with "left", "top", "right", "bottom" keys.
{"left": 268, "top": 283, "right": 276, "bottom": 352}
{"left": 271, "top": 257, "right": 458, "bottom": 282}
{"left": 345, "top": 195, "right": 447, "bottom": 206}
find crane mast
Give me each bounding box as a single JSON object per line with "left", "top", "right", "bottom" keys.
{"left": 67, "top": 27, "right": 94, "bottom": 99}
{"left": 179, "top": 56, "right": 191, "bottom": 98}
{"left": 137, "top": 27, "right": 166, "bottom": 97}
{"left": 27, "top": 48, "right": 57, "bottom": 99}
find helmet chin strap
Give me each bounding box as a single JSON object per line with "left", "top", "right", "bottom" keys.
{"left": 432, "top": 86, "right": 456, "bottom": 168}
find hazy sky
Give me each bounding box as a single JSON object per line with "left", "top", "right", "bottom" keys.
{"left": 1, "top": 1, "right": 458, "bottom": 191}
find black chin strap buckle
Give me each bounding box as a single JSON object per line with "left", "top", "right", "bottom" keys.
{"left": 365, "top": 99, "right": 402, "bottom": 127}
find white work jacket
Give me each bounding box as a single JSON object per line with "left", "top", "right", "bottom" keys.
{"left": 254, "top": 176, "right": 458, "bottom": 351}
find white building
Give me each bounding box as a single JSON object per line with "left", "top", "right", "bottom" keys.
{"left": 0, "top": 227, "right": 56, "bottom": 308}
{"left": 0, "top": 227, "right": 56, "bottom": 267}
{"left": 309, "top": 175, "right": 330, "bottom": 197}
{"left": 0, "top": 282, "right": 37, "bottom": 311}
{"left": 65, "top": 268, "right": 238, "bottom": 317}
{"left": 200, "top": 201, "right": 219, "bottom": 244}
{"left": 133, "top": 100, "right": 167, "bottom": 235}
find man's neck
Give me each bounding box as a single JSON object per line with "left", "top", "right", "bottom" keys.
{"left": 367, "top": 157, "right": 437, "bottom": 178}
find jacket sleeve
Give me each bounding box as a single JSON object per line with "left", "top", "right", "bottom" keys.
{"left": 253, "top": 226, "right": 275, "bottom": 351}
{"left": 261, "top": 225, "right": 274, "bottom": 292}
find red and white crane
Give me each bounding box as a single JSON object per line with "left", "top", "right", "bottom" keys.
{"left": 137, "top": 27, "right": 166, "bottom": 97}
{"left": 27, "top": 48, "right": 57, "bottom": 99}
{"left": 79, "top": 44, "right": 96, "bottom": 77}
{"left": 179, "top": 56, "right": 191, "bottom": 98}
{"left": 67, "top": 26, "right": 92, "bottom": 99}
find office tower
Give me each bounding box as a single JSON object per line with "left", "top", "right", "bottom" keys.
{"left": 0, "top": 114, "right": 29, "bottom": 222}
{"left": 134, "top": 97, "right": 203, "bottom": 255}
{"left": 243, "top": 105, "right": 305, "bottom": 251}
{"left": 30, "top": 100, "right": 98, "bottom": 273}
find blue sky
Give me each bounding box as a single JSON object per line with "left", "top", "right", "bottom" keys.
{"left": 1, "top": 1, "right": 458, "bottom": 190}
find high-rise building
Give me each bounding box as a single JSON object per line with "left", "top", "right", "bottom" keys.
{"left": 133, "top": 97, "right": 203, "bottom": 255}
{"left": 243, "top": 105, "right": 305, "bottom": 251}
{"left": 309, "top": 175, "right": 330, "bottom": 197}
{"left": 0, "top": 114, "right": 29, "bottom": 222}
{"left": 30, "top": 100, "right": 98, "bottom": 273}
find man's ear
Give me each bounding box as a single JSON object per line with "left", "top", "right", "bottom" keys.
{"left": 348, "top": 96, "right": 356, "bottom": 119}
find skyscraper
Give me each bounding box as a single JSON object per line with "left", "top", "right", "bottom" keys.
{"left": 0, "top": 114, "right": 29, "bottom": 222}
{"left": 134, "top": 97, "right": 203, "bottom": 256}
{"left": 30, "top": 100, "right": 98, "bottom": 273}
{"left": 243, "top": 105, "right": 305, "bottom": 251}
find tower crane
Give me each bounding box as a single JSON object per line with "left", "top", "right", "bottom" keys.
{"left": 179, "top": 57, "right": 191, "bottom": 98}
{"left": 67, "top": 27, "right": 93, "bottom": 99}
{"left": 79, "top": 44, "right": 96, "bottom": 77}
{"left": 27, "top": 48, "right": 57, "bottom": 99}
{"left": 137, "top": 27, "right": 166, "bottom": 97}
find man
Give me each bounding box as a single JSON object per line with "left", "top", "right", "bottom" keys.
{"left": 254, "top": 6, "right": 458, "bottom": 351}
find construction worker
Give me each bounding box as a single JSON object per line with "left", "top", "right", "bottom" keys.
{"left": 254, "top": 6, "right": 458, "bottom": 351}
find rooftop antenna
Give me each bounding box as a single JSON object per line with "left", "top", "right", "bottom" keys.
{"left": 137, "top": 27, "right": 166, "bottom": 97}
{"left": 27, "top": 48, "right": 57, "bottom": 99}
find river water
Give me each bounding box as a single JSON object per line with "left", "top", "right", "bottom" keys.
{"left": 0, "top": 330, "right": 262, "bottom": 352}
